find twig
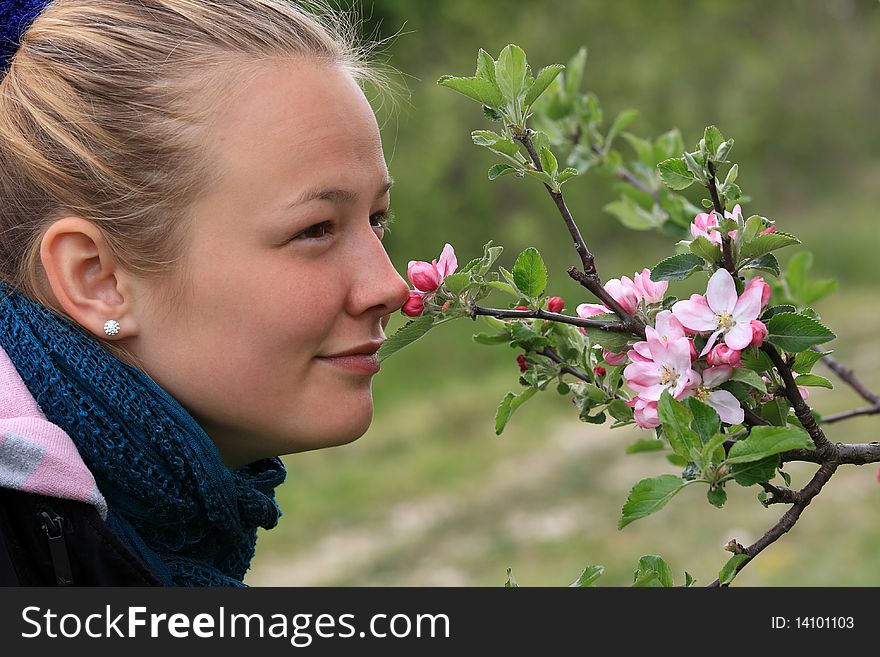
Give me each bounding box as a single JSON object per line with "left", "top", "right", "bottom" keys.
{"left": 816, "top": 349, "right": 880, "bottom": 406}
{"left": 470, "top": 304, "right": 628, "bottom": 332}
{"left": 759, "top": 482, "right": 800, "bottom": 505}
{"left": 709, "top": 461, "right": 838, "bottom": 587}
{"left": 782, "top": 442, "right": 880, "bottom": 466}
{"left": 706, "top": 160, "right": 735, "bottom": 274}
{"left": 540, "top": 346, "right": 591, "bottom": 383}
{"left": 822, "top": 405, "right": 880, "bottom": 424}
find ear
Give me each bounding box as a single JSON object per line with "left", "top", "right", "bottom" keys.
{"left": 39, "top": 217, "right": 139, "bottom": 340}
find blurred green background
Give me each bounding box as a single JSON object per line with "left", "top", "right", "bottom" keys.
{"left": 247, "top": 0, "right": 880, "bottom": 586}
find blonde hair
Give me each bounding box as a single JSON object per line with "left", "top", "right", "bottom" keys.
{"left": 0, "top": 0, "right": 394, "bottom": 307}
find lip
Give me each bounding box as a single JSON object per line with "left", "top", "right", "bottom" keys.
{"left": 316, "top": 340, "right": 384, "bottom": 375}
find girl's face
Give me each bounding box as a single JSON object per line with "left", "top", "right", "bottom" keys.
{"left": 128, "top": 62, "right": 410, "bottom": 467}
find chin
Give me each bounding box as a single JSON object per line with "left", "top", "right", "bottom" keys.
{"left": 285, "top": 405, "right": 375, "bottom": 455}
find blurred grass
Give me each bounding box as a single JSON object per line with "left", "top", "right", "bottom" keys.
{"left": 247, "top": 1, "right": 880, "bottom": 586}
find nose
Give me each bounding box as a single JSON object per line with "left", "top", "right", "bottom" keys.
{"left": 348, "top": 231, "right": 411, "bottom": 329}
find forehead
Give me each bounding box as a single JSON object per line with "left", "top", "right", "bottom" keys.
{"left": 207, "top": 61, "right": 386, "bottom": 193}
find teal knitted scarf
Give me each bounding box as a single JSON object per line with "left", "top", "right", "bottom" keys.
{"left": 0, "top": 285, "right": 286, "bottom": 586}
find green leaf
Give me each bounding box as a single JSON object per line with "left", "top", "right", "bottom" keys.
{"left": 741, "top": 347, "right": 774, "bottom": 372}
{"left": 495, "top": 386, "right": 538, "bottom": 435}
{"left": 504, "top": 567, "right": 518, "bottom": 587}
{"left": 795, "top": 374, "right": 833, "bottom": 389}
{"left": 472, "top": 130, "right": 520, "bottom": 157}
{"left": 689, "top": 235, "right": 722, "bottom": 264}
{"left": 632, "top": 555, "right": 674, "bottom": 587}
{"left": 488, "top": 163, "right": 517, "bottom": 180}
{"left": 539, "top": 146, "right": 559, "bottom": 177}
{"left": 377, "top": 316, "right": 435, "bottom": 362}
{"left": 701, "top": 432, "right": 728, "bottom": 467}
{"left": 683, "top": 151, "right": 705, "bottom": 181}
{"left": 495, "top": 44, "right": 529, "bottom": 103}
{"left": 512, "top": 247, "right": 548, "bottom": 298}
{"left": 556, "top": 167, "right": 579, "bottom": 185}
{"left": 729, "top": 368, "right": 768, "bottom": 393}
{"left": 707, "top": 485, "right": 727, "bottom": 508}
{"left": 704, "top": 125, "right": 724, "bottom": 158}
{"left": 524, "top": 64, "right": 565, "bottom": 107}
{"left": 483, "top": 281, "right": 519, "bottom": 297}
{"left": 685, "top": 398, "right": 721, "bottom": 445}
{"left": 732, "top": 455, "right": 779, "bottom": 487}
{"left": 623, "top": 132, "right": 654, "bottom": 165}
{"left": 620, "top": 475, "right": 685, "bottom": 529}
{"left": 792, "top": 349, "right": 831, "bottom": 374}
{"left": 606, "top": 109, "right": 639, "bottom": 148}
{"left": 475, "top": 48, "right": 498, "bottom": 87}
{"left": 657, "top": 157, "right": 694, "bottom": 190}
{"left": 685, "top": 572, "right": 696, "bottom": 587}
{"left": 726, "top": 426, "right": 813, "bottom": 464}
{"left": 740, "top": 231, "right": 801, "bottom": 261}
{"left": 437, "top": 75, "right": 504, "bottom": 107}
{"left": 766, "top": 313, "right": 836, "bottom": 353}
{"left": 568, "top": 564, "right": 604, "bottom": 587}
{"left": 658, "top": 391, "right": 702, "bottom": 460}
{"left": 588, "top": 327, "right": 630, "bottom": 354}
{"left": 741, "top": 253, "right": 780, "bottom": 277}
{"left": 718, "top": 554, "right": 749, "bottom": 586}
{"left": 741, "top": 215, "right": 766, "bottom": 243}
{"left": 472, "top": 331, "right": 511, "bottom": 345}
{"left": 626, "top": 438, "right": 665, "bottom": 454}
{"left": 804, "top": 279, "right": 838, "bottom": 305}
{"left": 785, "top": 251, "right": 813, "bottom": 300}
{"left": 761, "top": 398, "right": 790, "bottom": 426}
{"left": 762, "top": 304, "right": 797, "bottom": 320}
{"left": 651, "top": 253, "right": 704, "bottom": 282}
{"left": 608, "top": 399, "right": 635, "bottom": 424}
{"left": 654, "top": 128, "right": 684, "bottom": 162}
{"left": 442, "top": 272, "right": 470, "bottom": 295}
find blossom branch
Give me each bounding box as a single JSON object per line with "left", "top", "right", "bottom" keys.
{"left": 470, "top": 304, "right": 628, "bottom": 332}
{"left": 512, "top": 129, "right": 646, "bottom": 337}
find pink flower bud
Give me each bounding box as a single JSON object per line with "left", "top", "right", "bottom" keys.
{"left": 516, "top": 354, "right": 528, "bottom": 372}
{"left": 401, "top": 290, "right": 425, "bottom": 317}
{"left": 515, "top": 305, "right": 530, "bottom": 312}
{"left": 745, "top": 277, "right": 771, "bottom": 309}
{"left": 628, "top": 397, "right": 659, "bottom": 429}
{"left": 604, "top": 277, "right": 640, "bottom": 314}
{"left": 707, "top": 344, "right": 743, "bottom": 368}
{"left": 547, "top": 296, "right": 565, "bottom": 313}
{"left": 407, "top": 260, "right": 442, "bottom": 292}
{"left": 593, "top": 365, "right": 607, "bottom": 377}
{"left": 761, "top": 226, "right": 777, "bottom": 235}
{"left": 750, "top": 319, "right": 769, "bottom": 347}
{"left": 688, "top": 338, "right": 698, "bottom": 362}
{"left": 797, "top": 385, "right": 810, "bottom": 401}
{"left": 603, "top": 349, "right": 628, "bottom": 366}
{"left": 632, "top": 268, "right": 668, "bottom": 305}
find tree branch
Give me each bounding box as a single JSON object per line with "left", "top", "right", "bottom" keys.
{"left": 540, "top": 346, "right": 591, "bottom": 383}
{"left": 781, "top": 442, "right": 880, "bottom": 465}
{"left": 816, "top": 349, "right": 880, "bottom": 406}
{"left": 470, "top": 304, "right": 628, "bottom": 332}
{"left": 822, "top": 405, "right": 880, "bottom": 424}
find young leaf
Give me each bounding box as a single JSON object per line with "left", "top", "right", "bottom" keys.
{"left": 707, "top": 485, "right": 727, "bottom": 508}
{"left": 729, "top": 367, "right": 768, "bottom": 393}
{"left": 483, "top": 281, "right": 519, "bottom": 297}
{"left": 377, "top": 316, "right": 435, "bottom": 362}
{"left": 437, "top": 75, "right": 504, "bottom": 107}
{"left": 539, "top": 146, "right": 559, "bottom": 177}
{"left": 488, "top": 163, "right": 517, "bottom": 180}
{"left": 495, "top": 386, "right": 538, "bottom": 435}
{"left": 726, "top": 426, "right": 813, "bottom": 464}
{"left": 765, "top": 313, "right": 836, "bottom": 353}
{"left": 689, "top": 235, "right": 722, "bottom": 264}
{"left": 472, "top": 332, "right": 511, "bottom": 345}
{"left": 556, "top": 167, "right": 579, "bottom": 185}
{"left": 604, "top": 197, "right": 663, "bottom": 231}
{"left": 794, "top": 374, "right": 833, "bottom": 389}
{"left": 606, "top": 109, "right": 639, "bottom": 148}
{"left": 564, "top": 47, "right": 587, "bottom": 97}
{"left": 495, "top": 44, "right": 529, "bottom": 103}
{"left": 657, "top": 157, "right": 694, "bottom": 190}
{"left": 741, "top": 253, "right": 780, "bottom": 277}
{"left": 704, "top": 125, "right": 724, "bottom": 158}
{"left": 740, "top": 231, "right": 801, "bottom": 261}
{"left": 475, "top": 48, "right": 498, "bottom": 87}
{"left": 442, "top": 272, "right": 470, "bottom": 295}
{"left": 619, "top": 475, "right": 685, "bottom": 529}
{"left": 658, "top": 391, "right": 702, "bottom": 460}
{"left": 685, "top": 398, "right": 721, "bottom": 445}
{"left": 626, "top": 438, "right": 666, "bottom": 454}
{"left": 512, "top": 247, "right": 548, "bottom": 298}
{"left": 524, "top": 64, "right": 565, "bottom": 107}
{"left": 568, "top": 564, "right": 604, "bottom": 587}
{"left": 632, "top": 555, "right": 674, "bottom": 587}
{"left": 651, "top": 253, "right": 704, "bottom": 281}
{"left": 718, "top": 554, "right": 749, "bottom": 586}
{"left": 504, "top": 567, "right": 518, "bottom": 587}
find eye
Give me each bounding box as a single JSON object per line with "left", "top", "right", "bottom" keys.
{"left": 370, "top": 209, "right": 396, "bottom": 239}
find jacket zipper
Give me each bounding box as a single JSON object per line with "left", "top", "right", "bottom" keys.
{"left": 38, "top": 506, "right": 74, "bottom": 586}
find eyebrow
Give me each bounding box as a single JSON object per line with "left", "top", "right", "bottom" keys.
{"left": 285, "top": 178, "right": 394, "bottom": 209}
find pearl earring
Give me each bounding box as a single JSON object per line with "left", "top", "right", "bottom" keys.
{"left": 103, "top": 320, "right": 121, "bottom": 337}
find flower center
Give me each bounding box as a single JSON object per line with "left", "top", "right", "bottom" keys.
{"left": 659, "top": 366, "right": 679, "bottom": 387}
{"left": 695, "top": 385, "right": 711, "bottom": 402}
{"left": 716, "top": 312, "right": 735, "bottom": 330}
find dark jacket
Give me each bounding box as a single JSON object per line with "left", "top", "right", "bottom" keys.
{"left": 0, "top": 487, "right": 162, "bottom": 586}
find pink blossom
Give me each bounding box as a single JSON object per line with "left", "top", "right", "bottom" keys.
{"left": 627, "top": 311, "right": 689, "bottom": 366}
{"left": 402, "top": 290, "right": 425, "bottom": 317}
{"left": 604, "top": 277, "right": 640, "bottom": 314}
{"left": 745, "top": 276, "right": 771, "bottom": 309}
{"left": 629, "top": 397, "right": 659, "bottom": 429}
{"left": 724, "top": 204, "right": 743, "bottom": 223}
{"left": 603, "top": 349, "right": 628, "bottom": 366}
{"left": 623, "top": 333, "right": 698, "bottom": 402}
{"left": 547, "top": 296, "right": 565, "bottom": 313}
{"left": 576, "top": 302, "right": 611, "bottom": 336}
{"left": 406, "top": 243, "right": 457, "bottom": 292}
{"left": 671, "top": 268, "right": 764, "bottom": 355}
{"left": 750, "top": 320, "right": 768, "bottom": 347}
{"left": 761, "top": 226, "right": 777, "bottom": 235}
{"left": 685, "top": 366, "right": 744, "bottom": 425}
{"left": 691, "top": 211, "right": 722, "bottom": 244}
{"left": 706, "top": 344, "right": 743, "bottom": 368}
{"left": 687, "top": 339, "right": 698, "bottom": 361}
{"left": 632, "top": 268, "right": 668, "bottom": 305}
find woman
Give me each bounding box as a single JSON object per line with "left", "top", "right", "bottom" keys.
{"left": 0, "top": 0, "right": 410, "bottom": 586}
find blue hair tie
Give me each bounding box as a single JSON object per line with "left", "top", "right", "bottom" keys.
{"left": 1, "top": 0, "right": 54, "bottom": 76}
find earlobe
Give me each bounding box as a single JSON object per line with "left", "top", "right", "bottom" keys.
{"left": 39, "top": 217, "right": 139, "bottom": 340}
